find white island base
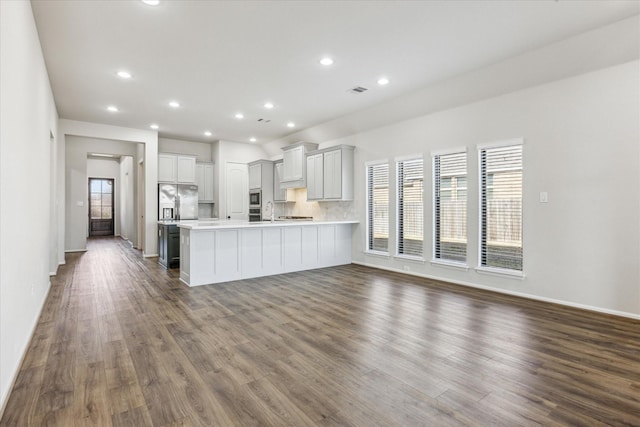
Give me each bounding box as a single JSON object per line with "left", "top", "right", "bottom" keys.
{"left": 178, "top": 221, "right": 356, "bottom": 286}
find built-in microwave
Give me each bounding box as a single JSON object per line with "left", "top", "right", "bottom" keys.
{"left": 249, "top": 189, "right": 261, "bottom": 207}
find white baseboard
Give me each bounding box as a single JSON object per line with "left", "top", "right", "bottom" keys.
{"left": 0, "top": 279, "right": 51, "bottom": 418}
{"left": 64, "top": 248, "right": 87, "bottom": 253}
{"left": 352, "top": 261, "right": 640, "bottom": 321}
{"left": 143, "top": 253, "right": 159, "bottom": 258}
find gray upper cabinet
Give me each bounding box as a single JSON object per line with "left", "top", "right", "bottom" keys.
{"left": 305, "top": 145, "right": 354, "bottom": 201}
{"left": 273, "top": 160, "right": 295, "bottom": 203}
{"left": 280, "top": 142, "right": 319, "bottom": 188}
{"left": 158, "top": 153, "right": 197, "bottom": 184}
{"left": 248, "top": 159, "right": 274, "bottom": 206}
{"left": 196, "top": 162, "right": 214, "bottom": 203}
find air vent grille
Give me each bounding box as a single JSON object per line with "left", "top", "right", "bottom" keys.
{"left": 349, "top": 86, "right": 368, "bottom": 94}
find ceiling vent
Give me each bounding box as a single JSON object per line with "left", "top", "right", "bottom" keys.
{"left": 349, "top": 86, "right": 368, "bottom": 94}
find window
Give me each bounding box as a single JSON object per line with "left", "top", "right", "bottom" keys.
{"left": 433, "top": 151, "right": 467, "bottom": 263}
{"left": 479, "top": 142, "right": 523, "bottom": 272}
{"left": 396, "top": 158, "right": 424, "bottom": 258}
{"left": 366, "top": 162, "right": 389, "bottom": 253}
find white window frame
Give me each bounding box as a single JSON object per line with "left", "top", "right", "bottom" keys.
{"left": 431, "top": 147, "right": 468, "bottom": 269}
{"left": 476, "top": 138, "right": 525, "bottom": 279}
{"left": 365, "top": 160, "right": 390, "bottom": 256}
{"left": 395, "top": 154, "right": 425, "bottom": 261}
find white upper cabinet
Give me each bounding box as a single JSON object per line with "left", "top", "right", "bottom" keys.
{"left": 248, "top": 159, "right": 274, "bottom": 206}
{"left": 306, "top": 153, "right": 324, "bottom": 200}
{"left": 280, "top": 142, "right": 319, "bottom": 188}
{"left": 177, "top": 156, "right": 196, "bottom": 183}
{"left": 158, "top": 153, "right": 177, "bottom": 183}
{"left": 159, "top": 153, "right": 196, "bottom": 184}
{"left": 196, "top": 162, "right": 214, "bottom": 203}
{"left": 305, "top": 145, "right": 354, "bottom": 201}
{"left": 273, "top": 161, "right": 294, "bottom": 203}
{"left": 249, "top": 163, "right": 262, "bottom": 190}
{"left": 323, "top": 149, "right": 342, "bottom": 199}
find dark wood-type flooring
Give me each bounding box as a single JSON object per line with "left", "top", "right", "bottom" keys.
{"left": 2, "top": 237, "right": 639, "bottom": 426}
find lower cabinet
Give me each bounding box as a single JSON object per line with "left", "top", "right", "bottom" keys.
{"left": 179, "top": 223, "right": 353, "bottom": 286}
{"left": 158, "top": 224, "right": 180, "bottom": 269}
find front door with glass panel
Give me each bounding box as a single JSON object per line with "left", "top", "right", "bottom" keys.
{"left": 89, "top": 178, "right": 114, "bottom": 236}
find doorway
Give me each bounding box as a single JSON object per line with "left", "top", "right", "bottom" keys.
{"left": 225, "top": 162, "right": 248, "bottom": 220}
{"left": 88, "top": 178, "right": 115, "bottom": 236}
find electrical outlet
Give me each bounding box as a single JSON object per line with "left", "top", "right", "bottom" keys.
{"left": 403, "top": 265, "right": 410, "bottom": 272}
{"left": 31, "top": 283, "right": 35, "bottom": 296}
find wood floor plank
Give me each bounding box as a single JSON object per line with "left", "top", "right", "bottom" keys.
{"left": 2, "top": 236, "right": 639, "bottom": 426}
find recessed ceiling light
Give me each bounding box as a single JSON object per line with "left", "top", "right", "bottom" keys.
{"left": 150, "top": 124, "right": 159, "bottom": 130}
{"left": 204, "top": 131, "right": 212, "bottom": 137}
{"left": 250, "top": 137, "right": 257, "bottom": 142}
{"left": 264, "top": 102, "right": 274, "bottom": 109}
{"left": 320, "top": 57, "right": 334, "bottom": 66}
{"left": 235, "top": 113, "right": 244, "bottom": 119}
{"left": 169, "top": 101, "right": 180, "bottom": 108}
{"left": 142, "top": 0, "right": 160, "bottom": 5}
{"left": 286, "top": 122, "right": 295, "bottom": 128}
{"left": 377, "top": 77, "right": 390, "bottom": 85}
{"left": 117, "top": 70, "right": 131, "bottom": 79}
{"left": 107, "top": 105, "right": 118, "bottom": 112}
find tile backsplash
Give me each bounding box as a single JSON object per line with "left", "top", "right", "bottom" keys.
{"left": 274, "top": 188, "right": 355, "bottom": 220}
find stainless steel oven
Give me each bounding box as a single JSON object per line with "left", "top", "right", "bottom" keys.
{"left": 249, "top": 189, "right": 262, "bottom": 221}
{"left": 249, "top": 190, "right": 261, "bottom": 207}
{"left": 248, "top": 208, "right": 262, "bottom": 222}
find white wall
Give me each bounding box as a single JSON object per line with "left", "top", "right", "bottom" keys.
{"left": 87, "top": 157, "right": 122, "bottom": 236}
{"left": 322, "top": 61, "right": 639, "bottom": 317}
{"left": 0, "top": 0, "right": 59, "bottom": 410}
{"left": 159, "top": 137, "right": 213, "bottom": 162}
{"left": 65, "top": 136, "right": 139, "bottom": 251}
{"left": 119, "top": 156, "right": 135, "bottom": 241}
{"left": 214, "top": 140, "right": 268, "bottom": 218}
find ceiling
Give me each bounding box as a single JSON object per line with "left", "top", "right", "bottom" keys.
{"left": 31, "top": 1, "right": 639, "bottom": 145}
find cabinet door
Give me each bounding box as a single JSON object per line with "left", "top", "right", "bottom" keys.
{"left": 195, "top": 164, "right": 205, "bottom": 200}
{"left": 177, "top": 156, "right": 196, "bottom": 183}
{"left": 282, "top": 146, "right": 304, "bottom": 181}
{"left": 158, "top": 154, "right": 177, "bottom": 182}
{"left": 324, "top": 149, "right": 342, "bottom": 199}
{"left": 204, "top": 164, "right": 214, "bottom": 202}
{"left": 249, "top": 164, "right": 262, "bottom": 189}
{"left": 274, "top": 162, "right": 285, "bottom": 201}
{"left": 306, "top": 154, "right": 323, "bottom": 200}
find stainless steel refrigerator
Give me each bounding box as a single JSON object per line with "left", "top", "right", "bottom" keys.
{"left": 158, "top": 184, "right": 199, "bottom": 220}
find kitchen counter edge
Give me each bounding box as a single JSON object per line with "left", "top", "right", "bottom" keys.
{"left": 177, "top": 220, "right": 358, "bottom": 230}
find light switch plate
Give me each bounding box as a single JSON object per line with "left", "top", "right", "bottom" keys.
{"left": 76, "top": 201, "right": 84, "bottom": 207}
{"left": 539, "top": 192, "right": 548, "bottom": 203}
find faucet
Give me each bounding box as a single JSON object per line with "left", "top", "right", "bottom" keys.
{"left": 265, "top": 201, "right": 274, "bottom": 222}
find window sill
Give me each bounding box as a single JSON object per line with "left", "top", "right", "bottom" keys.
{"left": 476, "top": 266, "right": 525, "bottom": 280}
{"left": 394, "top": 254, "right": 425, "bottom": 263}
{"left": 364, "top": 250, "right": 390, "bottom": 258}
{"left": 430, "top": 259, "right": 469, "bottom": 271}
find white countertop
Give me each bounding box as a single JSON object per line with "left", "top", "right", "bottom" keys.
{"left": 177, "top": 219, "right": 358, "bottom": 230}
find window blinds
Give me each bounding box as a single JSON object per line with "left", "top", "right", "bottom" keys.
{"left": 480, "top": 144, "right": 523, "bottom": 271}
{"left": 434, "top": 152, "right": 467, "bottom": 263}
{"left": 397, "top": 158, "right": 423, "bottom": 257}
{"left": 366, "top": 163, "right": 389, "bottom": 253}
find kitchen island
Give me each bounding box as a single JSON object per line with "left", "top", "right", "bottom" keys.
{"left": 177, "top": 219, "right": 358, "bottom": 286}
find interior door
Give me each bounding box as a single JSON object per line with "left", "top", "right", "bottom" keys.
{"left": 89, "top": 178, "right": 114, "bottom": 236}
{"left": 225, "top": 162, "right": 248, "bottom": 220}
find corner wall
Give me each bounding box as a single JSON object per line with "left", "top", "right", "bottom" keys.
{"left": 0, "top": 0, "right": 60, "bottom": 410}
